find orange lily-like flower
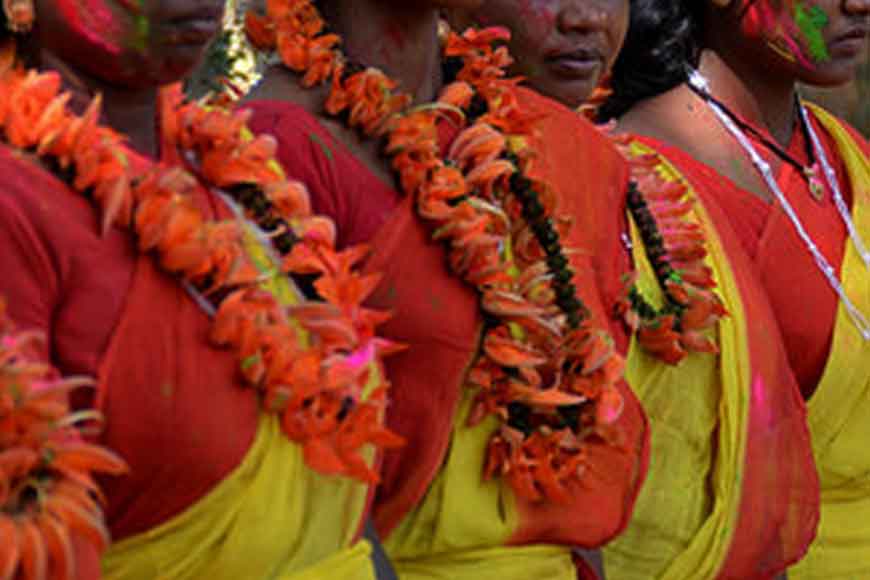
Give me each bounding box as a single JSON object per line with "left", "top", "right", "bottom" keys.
{"left": 0, "top": 298, "right": 127, "bottom": 580}
{"left": 244, "top": 0, "right": 630, "bottom": 504}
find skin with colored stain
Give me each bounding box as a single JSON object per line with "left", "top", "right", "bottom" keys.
{"left": 794, "top": 2, "right": 831, "bottom": 61}
{"left": 34, "top": 0, "right": 225, "bottom": 89}
{"left": 726, "top": 0, "right": 868, "bottom": 88}
{"left": 739, "top": 0, "right": 832, "bottom": 68}
{"left": 55, "top": 0, "right": 127, "bottom": 54}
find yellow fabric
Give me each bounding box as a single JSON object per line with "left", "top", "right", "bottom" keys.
{"left": 102, "top": 218, "right": 379, "bottom": 580}
{"left": 789, "top": 105, "right": 870, "bottom": 579}
{"left": 603, "top": 142, "right": 751, "bottom": 579}
{"left": 383, "top": 390, "right": 575, "bottom": 580}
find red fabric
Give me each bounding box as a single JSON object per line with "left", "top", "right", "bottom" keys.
{"left": 245, "top": 99, "right": 482, "bottom": 536}
{"left": 0, "top": 144, "right": 257, "bottom": 548}
{"left": 245, "top": 91, "right": 650, "bottom": 549}
{"left": 507, "top": 88, "right": 649, "bottom": 548}
{"left": 696, "top": 186, "right": 819, "bottom": 578}
{"left": 635, "top": 109, "right": 866, "bottom": 400}
{"left": 628, "top": 124, "right": 824, "bottom": 575}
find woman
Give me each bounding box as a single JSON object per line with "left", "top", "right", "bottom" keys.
{"left": 460, "top": 1, "right": 824, "bottom": 578}
{"left": 448, "top": 0, "right": 630, "bottom": 109}
{"left": 0, "top": 2, "right": 398, "bottom": 579}
{"left": 242, "top": 1, "right": 650, "bottom": 578}
{"left": 601, "top": 0, "right": 869, "bottom": 577}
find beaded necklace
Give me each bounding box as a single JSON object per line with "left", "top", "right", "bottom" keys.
{"left": 610, "top": 134, "right": 728, "bottom": 365}
{"left": 246, "top": 2, "right": 628, "bottom": 502}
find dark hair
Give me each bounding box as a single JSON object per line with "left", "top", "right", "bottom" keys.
{"left": 598, "top": 0, "right": 704, "bottom": 121}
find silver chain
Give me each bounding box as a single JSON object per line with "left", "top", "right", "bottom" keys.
{"left": 688, "top": 71, "right": 870, "bottom": 341}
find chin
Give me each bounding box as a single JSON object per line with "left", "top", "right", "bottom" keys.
{"left": 531, "top": 79, "right": 596, "bottom": 111}
{"left": 799, "top": 65, "right": 861, "bottom": 89}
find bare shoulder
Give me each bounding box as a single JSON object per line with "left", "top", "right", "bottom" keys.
{"left": 614, "top": 87, "right": 705, "bottom": 151}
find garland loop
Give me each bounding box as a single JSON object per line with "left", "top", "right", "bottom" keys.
{"left": 247, "top": 1, "right": 630, "bottom": 503}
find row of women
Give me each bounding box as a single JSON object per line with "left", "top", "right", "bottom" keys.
{"left": 0, "top": 0, "right": 866, "bottom": 578}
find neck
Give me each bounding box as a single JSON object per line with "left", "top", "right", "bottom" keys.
{"left": 40, "top": 51, "right": 159, "bottom": 157}
{"left": 321, "top": 0, "right": 444, "bottom": 104}
{"left": 697, "top": 46, "right": 798, "bottom": 149}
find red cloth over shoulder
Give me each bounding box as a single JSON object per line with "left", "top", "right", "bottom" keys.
{"left": 508, "top": 88, "right": 649, "bottom": 547}
{"left": 627, "top": 131, "right": 820, "bottom": 576}
{"left": 0, "top": 145, "right": 259, "bottom": 546}
{"left": 245, "top": 93, "right": 650, "bottom": 550}
{"left": 245, "top": 99, "right": 480, "bottom": 536}
{"left": 633, "top": 107, "right": 866, "bottom": 399}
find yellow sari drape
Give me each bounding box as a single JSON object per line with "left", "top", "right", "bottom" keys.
{"left": 788, "top": 105, "right": 870, "bottom": 579}
{"left": 101, "top": 216, "right": 379, "bottom": 580}
{"left": 602, "top": 143, "right": 751, "bottom": 578}
{"left": 383, "top": 391, "right": 576, "bottom": 580}
{"left": 604, "top": 139, "right": 819, "bottom": 579}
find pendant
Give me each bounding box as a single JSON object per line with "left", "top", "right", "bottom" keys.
{"left": 805, "top": 165, "right": 824, "bottom": 202}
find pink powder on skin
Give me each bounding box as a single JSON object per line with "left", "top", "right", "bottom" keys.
{"left": 56, "top": 0, "right": 130, "bottom": 55}
{"left": 740, "top": 0, "right": 824, "bottom": 69}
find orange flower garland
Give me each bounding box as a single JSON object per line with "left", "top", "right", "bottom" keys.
{"left": 247, "top": 2, "right": 629, "bottom": 503}
{"left": 0, "top": 38, "right": 404, "bottom": 578}
{"left": 0, "top": 296, "right": 127, "bottom": 580}
{"left": 611, "top": 137, "right": 727, "bottom": 364}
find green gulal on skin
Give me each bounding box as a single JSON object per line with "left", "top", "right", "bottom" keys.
{"left": 128, "top": 13, "right": 149, "bottom": 53}
{"left": 794, "top": 2, "right": 831, "bottom": 62}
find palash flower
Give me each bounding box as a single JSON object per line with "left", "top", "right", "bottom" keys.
{"left": 246, "top": 0, "right": 632, "bottom": 504}
{"left": 611, "top": 139, "right": 728, "bottom": 364}
{"left": 0, "top": 26, "right": 401, "bottom": 501}
{"left": 0, "top": 298, "right": 127, "bottom": 580}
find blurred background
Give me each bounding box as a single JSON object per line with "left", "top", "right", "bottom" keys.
{"left": 192, "top": 2, "right": 868, "bottom": 137}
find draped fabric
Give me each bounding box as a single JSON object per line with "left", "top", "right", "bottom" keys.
{"left": 623, "top": 104, "right": 869, "bottom": 578}
{"left": 0, "top": 84, "right": 377, "bottom": 579}
{"left": 640, "top": 108, "right": 862, "bottom": 400}
{"left": 602, "top": 141, "right": 819, "bottom": 579}
{"left": 245, "top": 87, "right": 649, "bottom": 579}
{"left": 787, "top": 105, "right": 870, "bottom": 579}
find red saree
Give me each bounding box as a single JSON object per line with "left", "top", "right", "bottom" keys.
{"left": 631, "top": 106, "right": 869, "bottom": 579}
{"left": 0, "top": 87, "right": 380, "bottom": 579}
{"left": 245, "top": 87, "right": 649, "bottom": 577}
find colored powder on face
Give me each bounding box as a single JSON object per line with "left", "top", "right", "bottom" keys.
{"left": 57, "top": 0, "right": 124, "bottom": 55}
{"left": 130, "top": 13, "right": 150, "bottom": 53}
{"left": 767, "top": 38, "right": 800, "bottom": 63}
{"left": 794, "top": 2, "right": 831, "bottom": 62}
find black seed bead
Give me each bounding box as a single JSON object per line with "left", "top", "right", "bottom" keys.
{"left": 274, "top": 232, "right": 298, "bottom": 255}
{"left": 557, "top": 283, "right": 576, "bottom": 301}
{"left": 507, "top": 402, "right": 532, "bottom": 435}
{"left": 341, "top": 61, "right": 366, "bottom": 81}
{"left": 540, "top": 227, "right": 558, "bottom": 246}
{"left": 441, "top": 56, "right": 464, "bottom": 84}
{"left": 557, "top": 404, "right": 582, "bottom": 429}
{"left": 547, "top": 255, "right": 568, "bottom": 271}
{"left": 468, "top": 94, "right": 489, "bottom": 120}
{"left": 337, "top": 396, "right": 356, "bottom": 421}
{"left": 260, "top": 216, "right": 281, "bottom": 232}
{"left": 647, "top": 246, "right": 667, "bottom": 260}
{"left": 510, "top": 172, "right": 532, "bottom": 194}
{"left": 555, "top": 269, "right": 573, "bottom": 284}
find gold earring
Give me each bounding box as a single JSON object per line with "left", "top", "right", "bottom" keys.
{"left": 3, "top": 0, "right": 34, "bottom": 34}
